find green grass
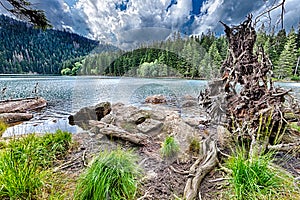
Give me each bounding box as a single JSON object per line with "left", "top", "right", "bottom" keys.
{"left": 290, "top": 122, "right": 300, "bottom": 132}
{"left": 0, "top": 120, "right": 7, "bottom": 136}
{"left": 74, "top": 148, "right": 141, "bottom": 200}
{"left": 160, "top": 136, "right": 180, "bottom": 158}
{"left": 226, "top": 149, "right": 299, "bottom": 200}
{"left": 0, "top": 130, "right": 72, "bottom": 199}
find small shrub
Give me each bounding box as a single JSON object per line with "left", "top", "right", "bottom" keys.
{"left": 160, "top": 136, "right": 180, "bottom": 158}
{"left": 226, "top": 149, "right": 299, "bottom": 200}
{"left": 0, "top": 121, "right": 7, "bottom": 136}
{"left": 189, "top": 137, "right": 201, "bottom": 154}
{"left": 291, "top": 75, "right": 300, "bottom": 81}
{"left": 74, "top": 148, "right": 141, "bottom": 200}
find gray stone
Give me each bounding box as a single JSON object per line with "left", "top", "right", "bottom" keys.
{"left": 137, "top": 118, "right": 163, "bottom": 135}
{"left": 69, "top": 101, "right": 111, "bottom": 125}
{"left": 181, "top": 100, "right": 198, "bottom": 108}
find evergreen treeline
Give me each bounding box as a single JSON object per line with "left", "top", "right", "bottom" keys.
{"left": 79, "top": 31, "right": 228, "bottom": 79}
{"left": 79, "top": 26, "right": 300, "bottom": 80}
{"left": 0, "top": 15, "right": 117, "bottom": 74}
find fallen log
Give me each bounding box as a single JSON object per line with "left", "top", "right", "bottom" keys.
{"left": 183, "top": 136, "right": 218, "bottom": 200}
{"left": 0, "top": 113, "right": 33, "bottom": 123}
{"left": 89, "top": 120, "right": 149, "bottom": 145}
{"left": 0, "top": 97, "right": 47, "bottom": 113}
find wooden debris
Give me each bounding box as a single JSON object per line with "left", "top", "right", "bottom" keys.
{"left": 0, "top": 97, "right": 47, "bottom": 113}
{"left": 0, "top": 113, "right": 33, "bottom": 123}
{"left": 183, "top": 136, "right": 218, "bottom": 200}
{"left": 199, "top": 15, "right": 300, "bottom": 156}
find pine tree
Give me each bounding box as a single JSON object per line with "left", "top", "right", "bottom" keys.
{"left": 275, "top": 28, "right": 298, "bottom": 79}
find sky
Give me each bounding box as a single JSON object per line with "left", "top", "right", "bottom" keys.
{"left": 1, "top": 0, "right": 299, "bottom": 49}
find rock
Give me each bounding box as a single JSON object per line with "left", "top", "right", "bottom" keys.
{"left": 182, "top": 95, "right": 197, "bottom": 101}
{"left": 0, "top": 113, "right": 33, "bottom": 123}
{"left": 100, "top": 113, "right": 114, "bottom": 124}
{"left": 145, "top": 94, "right": 167, "bottom": 104}
{"left": 69, "top": 101, "right": 111, "bottom": 125}
{"left": 137, "top": 118, "right": 163, "bottom": 135}
{"left": 181, "top": 100, "right": 198, "bottom": 108}
{"left": 183, "top": 116, "right": 209, "bottom": 127}
{"left": 95, "top": 102, "right": 112, "bottom": 120}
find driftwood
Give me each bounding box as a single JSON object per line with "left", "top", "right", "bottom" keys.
{"left": 0, "top": 97, "right": 47, "bottom": 124}
{"left": 89, "top": 120, "right": 149, "bottom": 145}
{"left": 0, "top": 113, "right": 33, "bottom": 123}
{"left": 183, "top": 136, "right": 218, "bottom": 200}
{"left": 0, "top": 97, "right": 47, "bottom": 113}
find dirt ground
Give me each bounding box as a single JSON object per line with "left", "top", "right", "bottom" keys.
{"left": 53, "top": 128, "right": 300, "bottom": 200}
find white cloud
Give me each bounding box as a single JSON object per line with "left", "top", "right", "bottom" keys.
{"left": 1, "top": 0, "right": 298, "bottom": 48}
{"left": 74, "top": 0, "right": 193, "bottom": 49}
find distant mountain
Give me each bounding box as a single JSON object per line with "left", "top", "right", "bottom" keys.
{"left": 0, "top": 15, "right": 118, "bottom": 74}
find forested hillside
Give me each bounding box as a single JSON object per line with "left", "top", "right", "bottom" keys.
{"left": 0, "top": 15, "right": 117, "bottom": 74}
{"left": 78, "top": 26, "right": 300, "bottom": 80}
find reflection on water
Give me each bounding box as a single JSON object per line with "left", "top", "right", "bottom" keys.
{"left": 0, "top": 75, "right": 299, "bottom": 136}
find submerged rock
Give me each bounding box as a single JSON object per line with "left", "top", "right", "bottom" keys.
{"left": 145, "top": 94, "right": 167, "bottom": 104}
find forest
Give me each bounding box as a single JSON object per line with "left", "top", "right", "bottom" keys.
{"left": 1, "top": 14, "right": 300, "bottom": 80}
{"left": 0, "top": 15, "right": 117, "bottom": 74}
{"left": 76, "top": 25, "right": 300, "bottom": 80}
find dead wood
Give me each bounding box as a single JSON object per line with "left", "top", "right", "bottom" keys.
{"left": 0, "top": 97, "right": 47, "bottom": 113}
{"left": 199, "top": 15, "right": 300, "bottom": 157}
{"left": 268, "top": 140, "right": 300, "bottom": 151}
{"left": 89, "top": 121, "right": 149, "bottom": 145}
{"left": 183, "top": 136, "right": 218, "bottom": 200}
{"left": 0, "top": 113, "right": 33, "bottom": 123}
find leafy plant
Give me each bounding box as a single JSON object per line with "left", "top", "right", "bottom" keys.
{"left": 74, "top": 148, "right": 141, "bottom": 200}
{"left": 226, "top": 148, "right": 299, "bottom": 200}
{"left": 160, "top": 136, "right": 180, "bottom": 158}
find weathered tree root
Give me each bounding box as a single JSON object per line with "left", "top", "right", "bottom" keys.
{"left": 268, "top": 140, "right": 300, "bottom": 151}
{"left": 183, "top": 136, "right": 218, "bottom": 200}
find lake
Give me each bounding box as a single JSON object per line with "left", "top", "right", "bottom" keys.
{"left": 0, "top": 75, "right": 299, "bottom": 136}
{"left": 0, "top": 75, "right": 206, "bottom": 136}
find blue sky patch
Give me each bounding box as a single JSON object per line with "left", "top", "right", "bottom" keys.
{"left": 115, "top": 0, "right": 130, "bottom": 11}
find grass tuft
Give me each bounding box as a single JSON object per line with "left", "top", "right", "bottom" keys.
{"left": 160, "top": 136, "right": 180, "bottom": 158}
{"left": 226, "top": 148, "right": 300, "bottom": 200}
{"left": 74, "top": 148, "right": 141, "bottom": 200}
{"left": 0, "top": 130, "right": 72, "bottom": 199}
{"left": 0, "top": 120, "right": 7, "bottom": 136}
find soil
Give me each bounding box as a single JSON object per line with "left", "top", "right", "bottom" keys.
{"left": 54, "top": 126, "right": 300, "bottom": 200}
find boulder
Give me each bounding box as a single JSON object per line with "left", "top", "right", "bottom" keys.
{"left": 137, "top": 118, "right": 163, "bottom": 135}
{"left": 181, "top": 100, "right": 198, "bottom": 108}
{"left": 145, "top": 94, "right": 167, "bottom": 104}
{"left": 69, "top": 101, "right": 111, "bottom": 126}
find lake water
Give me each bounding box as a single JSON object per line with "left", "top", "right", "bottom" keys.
{"left": 0, "top": 75, "right": 299, "bottom": 136}
{"left": 0, "top": 75, "right": 206, "bottom": 136}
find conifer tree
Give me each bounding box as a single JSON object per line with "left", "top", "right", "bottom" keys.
{"left": 275, "top": 28, "right": 298, "bottom": 78}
